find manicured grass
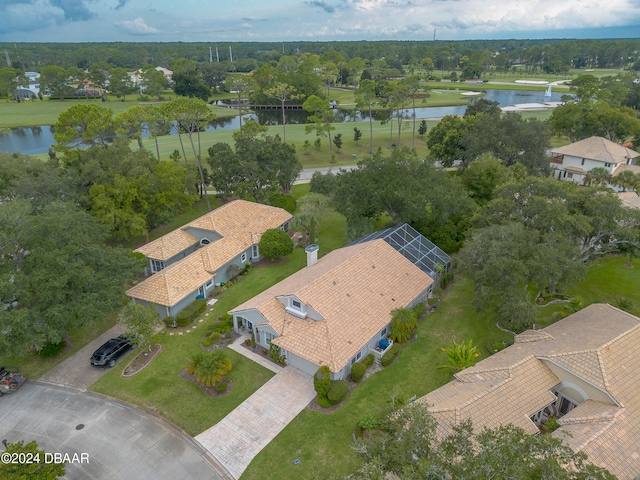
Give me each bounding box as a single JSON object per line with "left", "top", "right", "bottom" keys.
{"left": 0, "top": 315, "right": 118, "bottom": 379}
{"left": 91, "top": 194, "right": 347, "bottom": 436}
{"left": 241, "top": 255, "right": 640, "bottom": 479}
{"left": 241, "top": 276, "right": 512, "bottom": 480}
{"left": 0, "top": 96, "right": 234, "bottom": 128}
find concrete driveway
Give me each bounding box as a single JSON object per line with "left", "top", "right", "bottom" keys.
{"left": 0, "top": 381, "right": 231, "bottom": 480}
{"left": 196, "top": 365, "right": 315, "bottom": 480}
{"left": 40, "top": 324, "right": 128, "bottom": 390}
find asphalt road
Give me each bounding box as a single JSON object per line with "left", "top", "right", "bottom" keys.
{"left": 0, "top": 382, "right": 231, "bottom": 480}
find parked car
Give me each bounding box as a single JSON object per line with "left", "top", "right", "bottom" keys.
{"left": 90, "top": 335, "right": 136, "bottom": 367}
{"left": 0, "top": 366, "right": 25, "bottom": 396}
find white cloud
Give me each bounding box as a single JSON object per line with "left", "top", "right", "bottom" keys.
{"left": 115, "top": 17, "right": 158, "bottom": 35}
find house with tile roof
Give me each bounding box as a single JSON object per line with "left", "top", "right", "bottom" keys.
{"left": 126, "top": 200, "right": 292, "bottom": 319}
{"left": 418, "top": 303, "right": 640, "bottom": 480}
{"left": 230, "top": 239, "right": 434, "bottom": 379}
{"left": 549, "top": 136, "right": 640, "bottom": 188}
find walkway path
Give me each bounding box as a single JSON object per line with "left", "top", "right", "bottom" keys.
{"left": 196, "top": 336, "right": 316, "bottom": 479}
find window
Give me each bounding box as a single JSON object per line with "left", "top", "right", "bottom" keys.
{"left": 604, "top": 162, "right": 612, "bottom": 168}
{"left": 151, "top": 259, "right": 165, "bottom": 273}
{"left": 356, "top": 351, "right": 362, "bottom": 361}
{"left": 581, "top": 158, "right": 585, "bottom": 166}
{"left": 200, "top": 238, "right": 210, "bottom": 246}
{"left": 380, "top": 327, "right": 388, "bottom": 338}
{"left": 241, "top": 252, "right": 247, "bottom": 263}
{"left": 252, "top": 244, "right": 259, "bottom": 258}
{"left": 292, "top": 300, "right": 302, "bottom": 309}
{"left": 205, "top": 279, "right": 213, "bottom": 288}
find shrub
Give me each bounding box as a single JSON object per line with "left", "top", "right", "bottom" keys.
{"left": 176, "top": 299, "right": 206, "bottom": 327}
{"left": 359, "top": 414, "right": 378, "bottom": 430}
{"left": 213, "top": 314, "right": 233, "bottom": 334}
{"left": 240, "top": 263, "right": 253, "bottom": 276}
{"left": 35, "top": 340, "right": 66, "bottom": 359}
{"left": 163, "top": 316, "right": 176, "bottom": 328}
{"left": 616, "top": 297, "right": 635, "bottom": 312}
{"left": 227, "top": 263, "right": 241, "bottom": 279}
{"left": 215, "top": 382, "right": 228, "bottom": 394}
{"left": 492, "top": 341, "right": 506, "bottom": 352}
{"left": 362, "top": 354, "right": 375, "bottom": 368}
{"left": 411, "top": 302, "right": 427, "bottom": 319}
{"left": 259, "top": 228, "right": 294, "bottom": 260}
{"left": 350, "top": 362, "right": 367, "bottom": 383}
{"left": 187, "top": 350, "right": 233, "bottom": 387}
{"left": 381, "top": 343, "right": 402, "bottom": 367}
{"left": 327, "top": 380, "right": 349, "bottom": 405}
{"left": 440, "top": 339, "right": 480, "bottom": 372}
{"left": 316, "top": 394, "right": 332, "bottom": 408}
{"left": 268, "top": 193, "right": 297, "bottom": 214}
{"left": 389, "top": 308, "right": 418, "bottom": 343}
{"left": 309, "top": 171, "right": 337, "bottom": 195}
{"left": 314, "top": 365, "right": 331, "bottom": 396}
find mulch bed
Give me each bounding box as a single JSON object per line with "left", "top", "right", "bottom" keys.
{"left": 179, "top": 369, "right": 233, "bottom": 397}
{"left": 251, "top": 256, "right": 287, "bottom": 267}
{"left": 122, "top": 344, "right": 162, "bottom": 377}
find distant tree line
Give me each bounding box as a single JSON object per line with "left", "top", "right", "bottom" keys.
{"left": 2, "top": 38, "right": 638, "bottom": 74}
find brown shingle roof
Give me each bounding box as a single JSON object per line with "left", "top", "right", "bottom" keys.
{"left": 231, "top": 239, "right": 434, "bottom": 373}
{"left": 127, "top": 200, "right": 292, "bottom": 306}
{"left": 550, "top": 136, "right": 640, "bottom": 165}
{"left": 418, "top": 304, "right": 640, "bottom": 479}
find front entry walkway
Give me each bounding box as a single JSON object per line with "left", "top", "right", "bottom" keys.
{"left": 195, "top": 352, "right": 315, "bottom": 479}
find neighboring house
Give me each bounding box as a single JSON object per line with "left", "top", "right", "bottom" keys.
{"left": 230, "top": 239, "right": 434, "bottom": 380}
{"left": 418, "top": 303, "right": 640, "bottom": 480}
{"left": 155, "top": 66, "right": 173, "bottom": 82}
{"left": 550, "top": 136, "right": 640, "bottom": 188}
{"left": 618, "top": 191, "right": 640, "bottom": 209}
{"left": 126, "top": 200, "right": 292, "bottom": 319}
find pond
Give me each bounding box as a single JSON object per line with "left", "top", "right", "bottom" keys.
{"left": 0, "top": 88, "right": 566, "bottom": 155}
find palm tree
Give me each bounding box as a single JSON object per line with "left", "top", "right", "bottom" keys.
{"left": 389, "top": 307, "right": 418, "bottom": 343}
{"left": 187, "top": 350, "right": 233, "bottom": 387}
{"left": 583, "top": 167, "right": 612, "bottom": 187}
{"left": 440, "top": 339, "right": 480, "bottom": 372}
{"left": 615, "top": 170, "right": 638, "bottom": 192}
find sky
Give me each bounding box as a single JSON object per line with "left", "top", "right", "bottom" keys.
{"left": 0, "top": 0, "right": 639, "bottom": 43}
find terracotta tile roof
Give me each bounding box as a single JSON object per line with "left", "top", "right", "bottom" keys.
{"left": 135, "top": 200, "right": 292, "bottom": 261}
{"left": 417, "top": 304, "right": 640, "bottom": 479}
{"left": 231, "top": 239, "right": 434, "bottom": 373}
{"left": 134, "top": 229, "right": 198, "bottom": 261}
{"left": 550, "top": 136, "right": 640, "bottom": 165}
{"left": 128, "top": 200, "right": 292, "bottom": 307}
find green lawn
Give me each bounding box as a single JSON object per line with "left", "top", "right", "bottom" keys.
{"left": 91, "top": 189, "right": 346, "bottom": 437}
{"left": 241, "top": 255, "right": 640, "bottom": 479}
{"left": 0, "top": 96, "right": 234, "bottom": 129}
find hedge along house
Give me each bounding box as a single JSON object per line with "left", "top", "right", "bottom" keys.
{"left": 230, "top": 239, "right": 434, "bottom": 379}
{"left": 126, "top": 200, "right": 292, "bottom": 319}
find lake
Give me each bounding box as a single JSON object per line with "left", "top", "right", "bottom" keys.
{"left": 0, "top": 88, "right": 566, "bottom": 155}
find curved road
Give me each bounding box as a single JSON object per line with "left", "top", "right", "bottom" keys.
{"left": 0, "top": 381, "right": 231, "bottom": 480}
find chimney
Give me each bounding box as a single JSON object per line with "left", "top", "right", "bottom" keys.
{"left": 305, "top": 244, "right": 319, "bottom": 267}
